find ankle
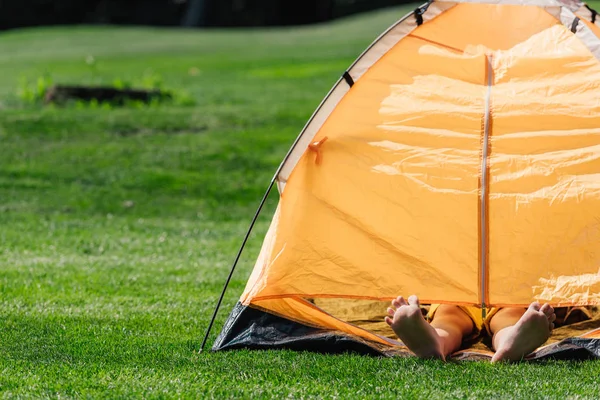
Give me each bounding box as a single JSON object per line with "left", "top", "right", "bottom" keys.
{"left": 492, "top": 326, "right": 513, "bottom": 351}
{"left": 434, "top": 326, "right": 463, "bottom": 356}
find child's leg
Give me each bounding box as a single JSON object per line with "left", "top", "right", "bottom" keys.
{"left": 385, "top": 295, "right": 474, "bottom": 360}
{"left": 489, "top": 302, "right": 556, "bottom": 363}
{"left": 430, "top": 304, "right": 475, "bottom": 356}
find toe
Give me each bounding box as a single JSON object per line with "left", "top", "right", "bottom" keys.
{"left": 385, "top": 316, "right": 392, "bottom": 326}
{"left": 387, "top": 307, "right": 396, "bottom": 317}
{"left": 529, "top": 302, "right": 541, "bottom": 311}
{"left": 540, "top": 304, "right": 554, "bottom": 317}
{"left": 549, "top": 322, "right": 555, "bottom": 331}
{"left": 549, "top": 313, "right": 556, "bottom": 323}
{"left": 408, "top": 295, "right": 420, "bottom": 307}
{"left": 398, "top": 296, "right": 408, "bottom": 306}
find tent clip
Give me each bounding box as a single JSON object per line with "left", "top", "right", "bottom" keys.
{"left": 414, "top": 8, "right": 424, "bottom": 26}
{"left": 585, "top": 4, "right": 598, "bottom": 23}
{"left": 343, "top": 71, "right": 355, "bottom": 87}
{"left": 571, "top": 17, "right": 580, "bottom": 33}
{"left": 414, "top": 0, "right": 433, "bottom": 26}
{"left": 308, "top": 136, "right": 328, "bottom": 165}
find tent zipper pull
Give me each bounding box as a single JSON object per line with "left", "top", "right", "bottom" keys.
{"left": 308, "top": 136, "right": 328, "bottom": 165}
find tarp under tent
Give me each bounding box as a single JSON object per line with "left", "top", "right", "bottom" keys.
{"left": 208, "top": 0, "right": 600, "bottom": 360}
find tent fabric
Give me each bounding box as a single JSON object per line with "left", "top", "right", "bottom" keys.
{"left": 276, "top": 0, "right": 600, "bottom": 191}
{"left": 214, "top": 0, "right": 600, "bottom": 357}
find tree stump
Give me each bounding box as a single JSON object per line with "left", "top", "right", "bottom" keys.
{"left": 44, "top": 85, "right": 171, "bottom": 105}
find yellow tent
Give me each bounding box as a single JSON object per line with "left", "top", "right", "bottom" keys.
{"left": 208, "top": 0, "right": 600, "bottom": 359}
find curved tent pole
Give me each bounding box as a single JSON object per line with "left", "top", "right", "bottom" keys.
{"left": 200, "top": 176, "right": 276, "bottom": 352}
{"left": 199, "top": 69, "right": 354, "bottom": 351}
{"left": 200, "top": 60, "right": 355, "bottom": 354}
{"left": 198, "top": 78, "right": 344, "bottom": 351}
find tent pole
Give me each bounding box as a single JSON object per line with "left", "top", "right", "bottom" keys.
{"left": 199, "top": 177, "right": 276, "bottom": 352}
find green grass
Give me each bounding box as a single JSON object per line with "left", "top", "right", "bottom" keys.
{"left": 1, "top": 4, "right": 600, "bottom": 399}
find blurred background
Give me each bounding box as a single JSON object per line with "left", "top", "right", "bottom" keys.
{"left": 0, "top": 0, "right": 412, "bottom": 30}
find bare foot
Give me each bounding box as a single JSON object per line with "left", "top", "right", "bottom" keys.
{"left": 491, "top": 302, "right": 556, "bottom": 363}
{"left": 385, "top": 295, "right": 445, "bottom": 359}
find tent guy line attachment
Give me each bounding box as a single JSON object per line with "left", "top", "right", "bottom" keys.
{"left": 309, "top": 136, "right": 328, "bottom": 165}
{"left": 200, "top": 177, "right": 276, "bottom": 352}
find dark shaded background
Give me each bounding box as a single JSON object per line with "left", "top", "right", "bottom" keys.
{"left": 0, "top": 0, "right": 411, "bottom": 30}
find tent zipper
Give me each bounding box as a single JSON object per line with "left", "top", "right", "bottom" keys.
{"left": 480, "top": 54, "right": 493, "bottom": 318}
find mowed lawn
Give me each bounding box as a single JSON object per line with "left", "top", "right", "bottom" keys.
{"left": 1, "top": 4, "right": 600, "bottom": 399}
